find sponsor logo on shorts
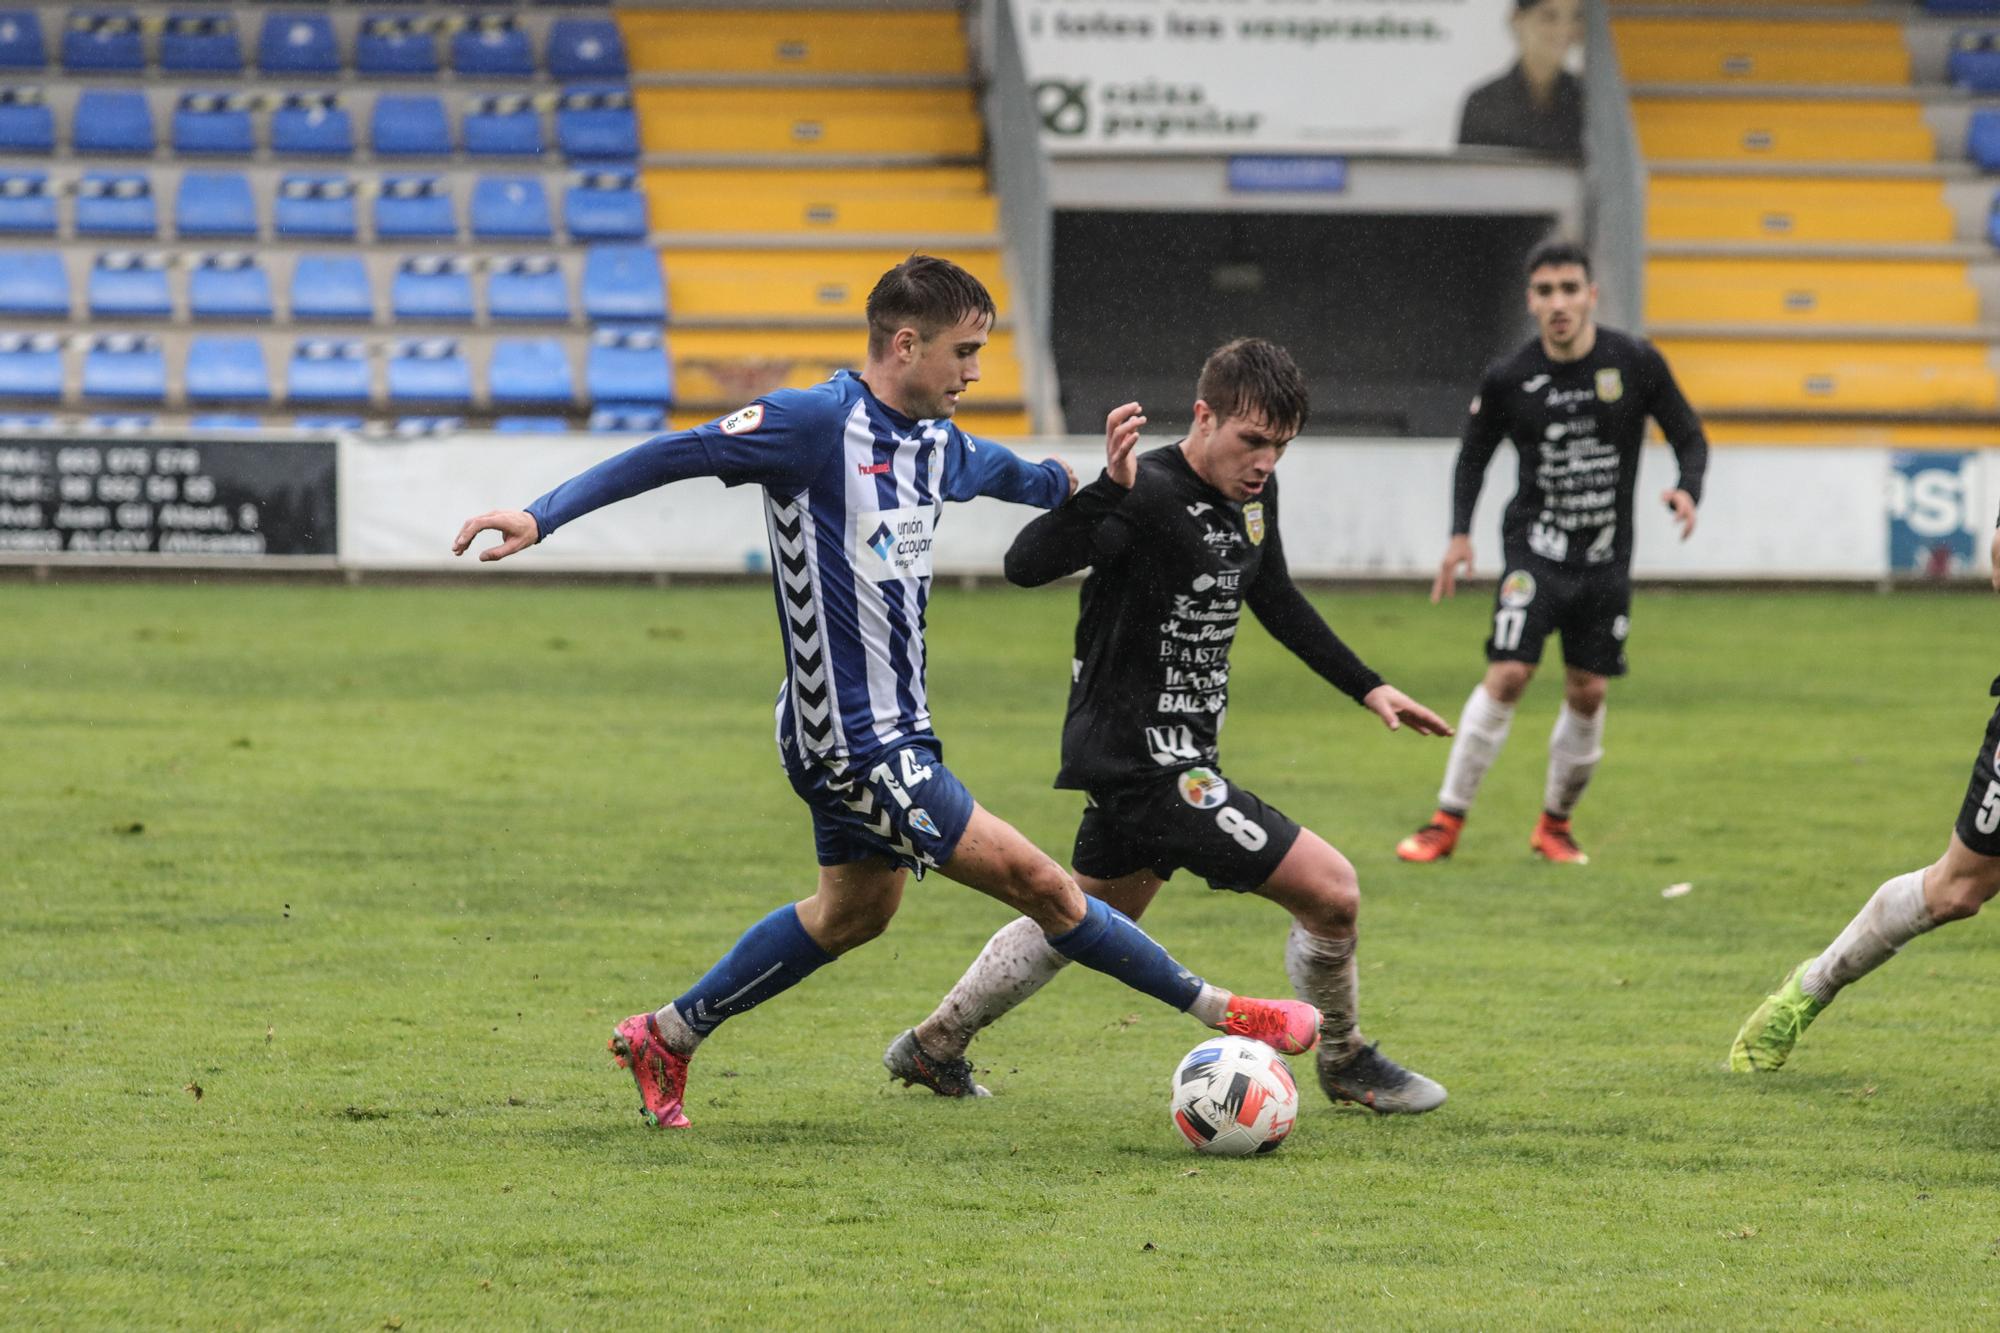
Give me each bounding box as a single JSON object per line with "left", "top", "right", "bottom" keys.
{"left": 909, "top": 808, "right": 940, "bottom": 838}
{"left": 1500, "top": 570, "right": 1537, "bottom": 608}
{"left": 1595, "top": 368, "right": 1623, "bottom": 403}
{"left": 1178, "top": 767, "right": 1229, "bottom": 809}
{"left": 1612, "top": 614, "right": 1630, "bottom": 641}
{"left": 1244, "top": 502, "right": 1265, "bottom": 546}
{"left": 720, "top": 403, "right": 764, "bottom": 435}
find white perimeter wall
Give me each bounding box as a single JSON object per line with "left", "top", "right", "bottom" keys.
{"left": 343, "top": 435, "right": 2000, "bottom": 581}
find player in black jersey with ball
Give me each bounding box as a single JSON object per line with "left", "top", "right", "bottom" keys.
{"left": 1397, "top": 240, "right": 1710, "bottom": 866}
{"left": 883, "top": 338, "right": 1456, "bottom": 1114}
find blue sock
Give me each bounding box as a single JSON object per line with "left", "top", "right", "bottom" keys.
{"left": 674, "top": 904, "right": 836, "bottom": 1037}
{"left": 1046, "top": 896, "right": 1203, "bottom": 1011}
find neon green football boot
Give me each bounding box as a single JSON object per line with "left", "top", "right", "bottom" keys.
{"left": 1728, "top": 960, "right": 1825, "bottom": 1073}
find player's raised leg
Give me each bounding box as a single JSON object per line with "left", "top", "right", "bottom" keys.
{"left": 1730, "top": 834, "right": 2000, "bottom": 1072}
{"left": 1532, "top": 666, "right": 1606, "bottom": 864}
{"left": 1399, "top": 660, "right": 1532, "bottom": 861}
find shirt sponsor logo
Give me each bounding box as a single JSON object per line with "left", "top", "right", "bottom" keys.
{"left": 1522, "top": 374, "right": 1550, "bottom": 393}
{"left": 1192, "top": 573, "right": 1215, "bottom": 592}
{"left": 1244, "top": 502, "right": 1265, "bottom": 546}
{"left": 1500, "top": 570, "right": 1537, "bottom": 608}
{"left": 853, "top": 505, "right": 936, "bottom": 582}
{"left": 1147, "top": 724, "right": 1199, "bottom": 765}
{"left": 1187, "top": 502, "right": 1213, "bottom": 517}
{"left": 1595, "top": 368, "right": 1624, "bottom": 403}
{"left": 1178, "top": 767, "right": 1229, "bottom": 809}
{"left": 720, "top": 403, "right": 764, "bottom": 435}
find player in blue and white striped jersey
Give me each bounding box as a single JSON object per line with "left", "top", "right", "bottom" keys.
{"left": 454, "top": 256, "right": 1324, "bottom": 1128}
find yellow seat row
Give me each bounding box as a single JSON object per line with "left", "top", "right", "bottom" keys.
{"left": 1632, "top": 97, "right": 1934, "bottom": 163}
{"left": 669, "top": 329, "right": 1022, "bottom": 404}
{"left": 1655, "top": 338, "right": 2000, "bottom": 413}
{"left": 643, "top": 168, "right": 998, "bottom": 235}
{"left": 660, "top": 247, "right": 1008, "bottom": 320}
{"left": 1647, "top": 175, "right": 1954, "bottom": 245}
{"left": 1646, "top": 257, "right": 1979, "bottom": 326}
{"left": 1701, "top": 419, "right": 2000, "bottom": 446}
{"left": 1612, "top": 19, "right": 1910, "bottom": 86}
{"left": 620, "top": 10, "right": 968, "bottom": 78}
{"left": 636, "top": 88, "right": 982, "bottom": 156}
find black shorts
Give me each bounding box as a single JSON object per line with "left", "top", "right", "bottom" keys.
{"left": 1485, "top": 551, "right": 1631, "bottom": 678}
{"left": 1071, "top": 766, "right": 1303, "bottom": 894}
{"left": 1953, "top": 679, "right": 2000, "bottom": 858}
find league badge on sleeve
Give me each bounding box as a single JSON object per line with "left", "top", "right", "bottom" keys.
{"left": 1595, "top": 368, "right": 1623, "bottom": 403}
{"left": 1243, "top": 502, "right": 1265, "bottom": 546}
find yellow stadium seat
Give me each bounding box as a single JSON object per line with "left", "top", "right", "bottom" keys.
{"left": 670, "top": 328, "right": 1023, "bottom": 403}
{"left": 1647, "top": 175, "right": 1954, "bottom": 245}
{"left": 1646, "top": 257, "right": 1979, "bottom": 327}
{"left": 1700, "top": 419, "right": 2000, "bottom": 446}
{"left": 646, "top": 167, "right": 990, "bottom": 197}
{"left": 1656, "top": 338, "right": 2000, "bottom": 413}
{"left": 661, "top": 248, "right": 1009, "bottom": 320}
{"left": 1632, "top": 97, "right": 1934, "bottom": 162}
{"left": 1613, "top": 19, "right": 1910, "bottom": 85}
{"left": 637, "top": 88, "right": 982, "bottom": 156}
{"left": 646, "top": 175, "right": 998, "bottom": 236}
{"left": 621, "top": 10, "right": 968, "bottom": 78}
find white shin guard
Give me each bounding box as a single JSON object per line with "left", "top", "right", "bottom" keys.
{"left": 1438, "top": 685, "right": 1517, "bottom": 815}
{"left": 1543, "top": 702, "right": 1605, "bottom": 818}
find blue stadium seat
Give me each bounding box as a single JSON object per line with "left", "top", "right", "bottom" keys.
{"left": 271, "top": 93, "right": 353, "bottom": 157}
{"left": 375, "top": 175, "right": 456, "bottom": 239}
{"left": 87, "top": 250, "right": 171, "bottom": 318}
{"left": 470, "top": 176, "right": 551, "bottom": 239}
{"left": 0, "top": 10, "right": 46, "bottom": 69}
{"left": 582, "top": 245, "right": 666, "bottom": 322}
{"left": 488, "top": 256, "right": 570, "bottom": 321}
{"left": 173, "top": 91, "right": 256, "bottom": 155}
{"left": 190, "top": 414, "right": 262, "bottom": 429}
{"left": 391, "top": 416, "right": 463, "bottom": 438}
{"left": 547, "top": 18, "right": 626, "bottom": 80}
{"left": 290, "top": 254, "right": 372, "bottom": 321}
{"left": 294, "top": 415, "right": 363, "bottom": 430}
{"left": 586, "top": 327, "right": 671, "bottom": 405}
{"left": 564, "top": 169, "right": 646, "bottom": 239}
{"left": 1987, "top": 191, "right": 2000, "bottom": 247}
{"left": 0, "top": 170, "right": 56, "bottom": 232}
{"left": 589, "top": 403, "right": 664, "bottom": 433}
{"left": 452, "top": 15, "right": 532, "bottom": 76}
{"left": 0, "top": 250, "right": 67, "bottom": 316}
{"left": 0, "top": 412, "right": 57, "bottom": 430}
{"left": 0, "top": 332, "right": 62, "bottom": 398}
{"left": 355, "top": 16, "right": 436, "bottom": 76}
{"left": 556, "top": 88, "right": 638, "bottom": 161}
{"left": 274, "top": 174, "right": 357, "bottom": 239}
{"left": 73, "top": 89, "right": 152, "bottom": 155}
{"left": 490, "top": 339, "right": 574, "bottom": 404}
{"left": 161, "top": 12, "right": 241, "bottom": 73}
{"left": 257, "top": 12, "right": 338, "bottom": 75}
{"left": 82, "top": 332, "right": 165, "bottom": 400}
{"left": 1972, "top": 109, "right": 2000, "bottom": 170}
{"left": 75, "top": 171, "right": 154, "bottom": 235}
{"left": 176, "top": 171, "right": 256, "bottom": 237}
{"left": 1930, "top": 0, "right": 2000, "bottom": 12}
{"left": 189, "top": 252, "right": 271, "bottom": 320}
{"left": 371, "top": 93, "right": 452, "bottom": 156}
{"left": 465, "top": 94, "right": 543, "bottom": 157}
{"left": 85, "top": 413, "right": 155, "bottom": 432}
{"left": 495, "top": 415, "right": 569, "bottom": 432}
{"left": 186, "top": 335, "right": 269, "bottom": 402}
{"left": 387, "top": 338, "right": 471, "bottom": 404}
{"left": 0, "top": 86, "right": 52, "bottom": 153}
{"left": 1951, "top": 31, "right": 2000, "bottom": 91}
{"left": 62, "top": 10, "right": 143, "bottom": 73}
{"left": 288, "top": 338, "right": 371, "bottom": 403}
{"left": 391, "top": 256, "right": 474, "bottom": 322}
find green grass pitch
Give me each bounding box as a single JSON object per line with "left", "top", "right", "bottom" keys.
{"left": 4, "top": 578, "right": 1997, "bottom": 1328}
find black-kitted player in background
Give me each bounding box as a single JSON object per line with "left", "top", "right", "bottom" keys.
{"left": 1397, "top": 239, "right": 1710, "bottom": 865}
{"left": 884, "top": 338, "right": 1457, "bottom": 1115}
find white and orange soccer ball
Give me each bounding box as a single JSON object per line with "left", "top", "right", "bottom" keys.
{"left": 1169, "top": 1035, "right": 1299, "bottom": 1156}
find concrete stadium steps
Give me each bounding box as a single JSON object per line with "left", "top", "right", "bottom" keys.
{"left": 1631, "top": 95, "right": 1936, "bottom": 162}
{"left": 635, "top": 86, "right": 982, "bottom": 157}
{"left": 1644, "top": 255, "right": 1983, "bottom": 326}
{"left": 1611, "top": 17, "right": 1911, "bottom": 85}
{"left": 619, "top": 9, "right": 969, "bottom": 79}
{"left": 1645, "top": 174, "right": 1959, "bottom": 245}
{"left": 642, "top": 167, "right": 997, "bottom": 238}
{"left": 1654, "top": 336, "right": 2000, "bottom": 414}
{"left": 668, "top": 326, "right": 1022, "bottom": 402}
{"left": 658, "top": 246, "right": 1008, "bottom": 322}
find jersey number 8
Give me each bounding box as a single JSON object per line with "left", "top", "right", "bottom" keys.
{"left": 1217, "top": 806, "right": 1267, "bottom": 851}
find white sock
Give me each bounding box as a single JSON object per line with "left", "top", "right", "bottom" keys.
{"left": 1188, "top": 982, "right": 1230, "bottom": 1029}
{"left": 1799, "top": 869, "right": 1937, "bottom": 1003}
{"left": 1438, "top": 685, "right": 1516, "bottom": 814}
{"left": 913, "top": 916, "right": 1069, "bottom": 1060}
{"left": 1543, "top": 702, "right": 1605, "bottom": 818}
{"left": 651, "top": 1003, "right": 702, "bottom": 1057}
{"left": 1284, "top": 925, "right": 1362, "bottom": 1060}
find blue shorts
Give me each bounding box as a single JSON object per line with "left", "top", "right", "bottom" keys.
{"left": 788, "top": 738, "right": 975, "bottom": 875}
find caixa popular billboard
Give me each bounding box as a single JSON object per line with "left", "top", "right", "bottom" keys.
{"left": 1886, "top": 451, "right": 1984, "bottom": 577}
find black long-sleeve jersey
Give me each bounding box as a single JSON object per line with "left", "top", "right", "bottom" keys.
{"left": 1452, "top": 326, "right": 1709, "bottom": 572}
{"left": 1005, "top": 444, "right": 1383, "bottom": 793}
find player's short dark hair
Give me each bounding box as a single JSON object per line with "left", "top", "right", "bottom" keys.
{"left": 1195, "top": 337, "right": 1310, "bottom": 438}
{"left": 865, "top": 255, "right": 997, "bottom": 358}
{"left": 1525, "top": 239, "right": 1593, "bottom": 282}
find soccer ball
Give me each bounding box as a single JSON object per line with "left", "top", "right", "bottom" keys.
{"left": 1169, "top": 1035, "right": 1299, "bottom": 1156}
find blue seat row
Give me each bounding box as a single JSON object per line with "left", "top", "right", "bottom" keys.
{"left": 0, "top": 11, "right": 625, "bottom": 80}
{"left": 1951, "top": 31, "right": 2000, "bottom": 91}
{"left": 0, "top": 329, "right": 673, "bottom": 406}
{"left": 0, "top": 168, "right": 647, "bottom": 242}
{"left": 0, "top": 407, "right": 670, "bottom": 434}
{"left": 0, "top": 245, "right": 666, "bottom": 323}
{"left": 0, "top": 85, "right": 637, "bottom": 161}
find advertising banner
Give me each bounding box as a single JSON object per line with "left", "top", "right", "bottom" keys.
{"left": 1014, "top": 0, "right": 1584, "bottom": 157}
{"left": 1888, "top": 450, "right": 1984, "bottom": 577}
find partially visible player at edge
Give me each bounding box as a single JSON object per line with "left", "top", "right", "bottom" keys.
{"left": 1730, "top": 512, "right": 2000, "bottom": 1072}
{"left": 885, "top": 338, "right": 1455, "bottom": 1114}
{"left": 1397, "top": 239, "right": 1710, "bottom": 865}
{"left": 452, "top": 256, "right": 1323, "bottom": 1130}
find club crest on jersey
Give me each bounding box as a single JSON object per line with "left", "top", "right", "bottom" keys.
{"left": 1243, "top": 502, "right": 1265, "bottom": 546}
{"left": 909, "top": 808, "right": 940, "bottom": 838}
{"left": 1178, "top": 767, "right": 1229, "bottom": 809}
{"left": 1500, "top": 570, "right": 1537, "bottom": 608}
{"left": 1595, "top": 368, "right": 1623, "bottom": 403}
{"left": 720, "top": 403, "right": 764, "bottom": 435}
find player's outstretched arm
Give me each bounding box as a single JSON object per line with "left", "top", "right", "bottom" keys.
{"left": 453, "top": 509, "right": 540, "bottom": 562}
{"left": 1431, "top": 534, "right": 1474, "bottom": 603}
{"left": 1362, "top": 684, "right": 1454, "bottom": 736}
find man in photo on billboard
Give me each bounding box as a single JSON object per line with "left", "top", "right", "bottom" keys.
{"left": 1458, "top": 0, "right": 1585, "bottom": 159}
